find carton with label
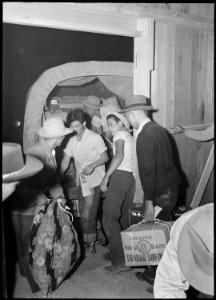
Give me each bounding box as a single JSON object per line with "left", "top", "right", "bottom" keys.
{"left": 121, "top": 220, "right": 174, "bottom": 267}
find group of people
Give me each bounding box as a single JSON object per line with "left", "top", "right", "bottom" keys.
{"left": 3, "top": 93, "right": 214, "bottom": 298}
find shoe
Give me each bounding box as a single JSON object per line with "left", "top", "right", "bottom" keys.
{"left": 96, "top": 239, "right": 108, "bottom": 246}
{"left": 96, "top": 229, "right": 107, "bottom": 246}
{"left": 104, "top": 264, "right": 131, "bottom": 274}
{"left": 103, "top": 252, "right": 111, "bottom": 261}
{"left": 85, "top": 242, "right": 96, "bottom": 256}
{"left": 135, "top": 271, "right": 155, "bottom": 285}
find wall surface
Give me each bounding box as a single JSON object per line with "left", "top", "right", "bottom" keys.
{"left": 147, "top": 5, "right": 214, "bottom": 208}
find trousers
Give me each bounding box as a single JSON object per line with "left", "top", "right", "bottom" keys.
{"left": 144, "top": 187, "right": 179, "bottom": 279}
{"left": 78, "top": 185, "right": 101, "bottom": 243}
{"left": 102, "top": 170, "right": 135, "bottom": 266}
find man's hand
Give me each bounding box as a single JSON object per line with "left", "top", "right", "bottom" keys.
{"left": 167, "top": 125, "right": 185, "bottom": 135}
{"left": 100, "top": 176, "right": 109, "bottom": 192}
{"left": 81, "top": 163, "right": 95, "bottom": 176}
{"left": 143, "top": 200, "right": 155, "bottom": 222}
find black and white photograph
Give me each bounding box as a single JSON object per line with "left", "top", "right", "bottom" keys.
{"left": 2, "top": 3, "right": 214, "bottom": 299}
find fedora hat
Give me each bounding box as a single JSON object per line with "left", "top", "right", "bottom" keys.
{"left": 177, "top": 203, "right": 214, "bottom": 296}
{"left": 3, "top": 143, "right": 44, "bottom": 183}
{"left": 106, "top": 111, "right": 130, "bottom": 130}
{"left": 121, "top": 95, "right": 153, "bottom": 112}
{"left": 84, "top": 95, "right": 101, "bottom": 110}
{"left": 38, "top": 117, "right": 73, "bottom": 138}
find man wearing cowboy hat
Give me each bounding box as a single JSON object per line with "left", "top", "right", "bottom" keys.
{"left": 11, "top": 116, "right": 73, "bottom": 293}
{"left": 120, "top": 95, "right": 181, "bottom": 284}
{"left": 154, "top": 203, "right": 214, "bottom": 298}
{"left": 2, "top": 143, "right": 44, "bottom": 201}
{"left": 2, "top": 142, "right": 44, "bottom": 297}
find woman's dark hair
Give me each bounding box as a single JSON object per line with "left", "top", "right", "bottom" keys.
{"left": 66, "top": 109, "right": 87, "bottom": 126}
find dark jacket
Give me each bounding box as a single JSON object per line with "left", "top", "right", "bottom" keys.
{"left": 14, "top": 138, "right": 64, "bottom": 213}
{"left": 137, "top": 121, "right": 181, "bottom": 200}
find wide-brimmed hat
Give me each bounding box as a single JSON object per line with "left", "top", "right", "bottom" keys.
{"left": 177, "top": 203, "right": 214, "bottom": 296}
{"left": 3, "top": 143, "right": 44, "bottom": 183}
{"left": 120, "top": 95, "right": 153, "bottom": 112}
{"left": 38, "top": 117, "right": 73, "bottom": 138}
{"left": 84, "top": 95, "right": 101, "bottom": 110}
{"left": 106, "top": 111, "right": 130, "bottom": 130}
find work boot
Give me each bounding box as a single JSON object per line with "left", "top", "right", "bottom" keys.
{"left": 135, "top": 266, "right": 157, "bottom": 285}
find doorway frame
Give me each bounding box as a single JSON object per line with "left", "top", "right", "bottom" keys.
{"left": 3, "top": 2, "right": 154, "bottom": 98}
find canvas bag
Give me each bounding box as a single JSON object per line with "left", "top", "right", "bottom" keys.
{"left": 29, "top": 198, "right": 80, "bottom": 296}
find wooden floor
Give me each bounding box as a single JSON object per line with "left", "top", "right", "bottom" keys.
{"left": 11, "top": 244, "right": 154, "bottom": 298}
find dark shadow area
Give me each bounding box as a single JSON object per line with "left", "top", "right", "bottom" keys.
{"left": 2, "top": 194, "right": 19, "bottom": 298}
{"left": 3, "top": 23, "right": 133, "bottom": 145}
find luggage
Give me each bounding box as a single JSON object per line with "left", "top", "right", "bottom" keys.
{"left": 29, "top": 198, "right": 80, "bottom": 296}
{"left": 121, "top": 218, "right": 174, "bottom": 267}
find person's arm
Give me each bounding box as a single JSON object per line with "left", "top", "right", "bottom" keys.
{"left": 154, "top": 217, "right": 190, "bottom": 298}
{"left": 184, "top": 123, "right": 214, "bottom": 141}
{"left": 100, "top": 139, "right": 124, "bottom": 192}
{"left": 137, "top": 133, "right": 156, "bottom": 222}
{"left": 81, "top": 151, "right": 109, "bottom": 176}
{"left": 60, "top": 153, "right": 71, "bottom": 175}
{"left": 168, "top": 123, "right": 214, "bottom": 141}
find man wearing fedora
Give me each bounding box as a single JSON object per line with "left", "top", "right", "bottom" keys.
{"left": 2, "top": 142, "right": 44, "bottom": 297}
{"left": 11, "top": 116, "right": 73, "bottom": 293}
{"left": 120, "top": 94, "right": 181, "bottom": 284}
{"left": 154, "top": 203, "right": 214, "bottom": 298}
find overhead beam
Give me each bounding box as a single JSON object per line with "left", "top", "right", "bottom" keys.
{"left": 68, "top": 3, "right": 214, "bottom": 31}
{"left": 3, "top": 2, "right": 144, "bottom": 37}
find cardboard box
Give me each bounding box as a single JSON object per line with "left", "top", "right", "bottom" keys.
{"left": 129, "top": 203, "right": 144, "bottom": 226}
{"left": 121, "top": 220, "right": 174, "bottom": 267}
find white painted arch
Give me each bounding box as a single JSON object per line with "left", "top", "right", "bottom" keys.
{"left": 23, "top": 61, "right": 133, "bottom": 151}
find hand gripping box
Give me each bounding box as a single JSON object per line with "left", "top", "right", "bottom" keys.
{"left": 129, "top": 203, "right": 144, "bottom": 226}
{"left": 121, "top": 219, "right": 174, "bottom": 267}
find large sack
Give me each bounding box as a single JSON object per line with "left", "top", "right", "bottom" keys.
{"left": 29, "top": 198, "right": 80, "bottom": 296}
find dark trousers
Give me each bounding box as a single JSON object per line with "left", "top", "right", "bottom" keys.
{"left": 78, "top": 185, "right": 101, "bottom": 243}
{"left": 102, "top": 170, "right": 135, "bottom": 266}
{"left": 154, "top": 187, "right": 178, "bottom": 221}
{"left": 11, "top": 212, "right": 40, "bottom": 293}
{"left": 145, "top": 187, "right": 178, "bottom": 278}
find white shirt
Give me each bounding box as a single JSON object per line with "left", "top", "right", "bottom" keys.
{"left": 113, "top": 130, "right": 133, "bottom": 172}
{"left": 153, "top": 203, "right": 214, "bottom": 298}
{"left": 64, "top": 128, "right": 107, "bottom": 188}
